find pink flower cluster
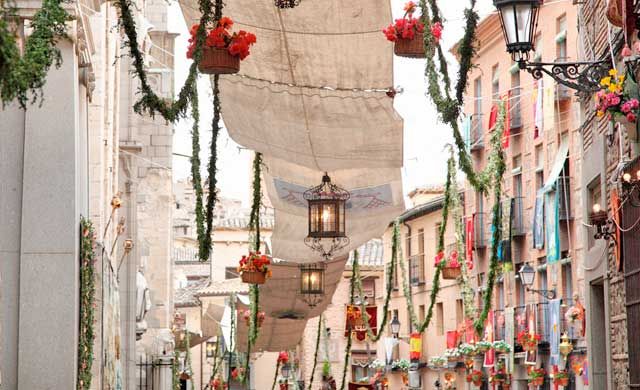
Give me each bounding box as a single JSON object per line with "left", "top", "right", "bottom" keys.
{"left": 595, "top": 89, "right": 639, "bottom": 122}
{"left": 431, "top": 22, "right": 443, "bottom": 44}
{"left": 434, "top": 250, "right": 461, "bottom": 268}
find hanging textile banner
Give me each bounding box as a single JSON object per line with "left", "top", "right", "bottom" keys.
{"left": 543, "top": 76, "right": 556, "bottom": 134}
{"left": 488, "top": 104, "right": 499, "bottom": 131}
{"left": 525, "top": 304, "right": 538, "bottom": 365}
{"left": 466, "top": 216, "right": 474, "bottom": 266}
{"left": 533, "top": 193, "right": 545, "bottom": 249}
{"left": 410, "top": 333, "right": 422, "bottom": 361}
{"left": 505, "top": 307, "right": 515, "bottom": 374}
{"left": 464, "top": 319, "right": 476, "bottom": 343}
{"left": 344, "top": 305, "right": 377, "bottom": 341}
{"left": 549, "top": 299, "right": 562, "bottom": 366}
{"left": 384, "top": 337, "right": 399, "bottom": 365}
{"left": 544, "top": 190, "right": 561, "bottom": 264}
{"left": 533, "top": 79, "right": 543, "bottom": 138}
{"left": 446, "top": 330, "right": 458, "bottom": 349}
{"left": 462, "top": 116, "right": 472, "bottom": 152}
{"left": 104, "top": 269, "right": 123, "bottom": 389}
{"left": 483, "top": 310, "right": 495, "bottom": 368}
{"left": 502, "top": 92, "right": 511, "bottom": 148}
{"left": 611, "top": 189, "right": 622, "bottom": 270}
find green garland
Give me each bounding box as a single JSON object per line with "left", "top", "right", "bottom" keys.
{"left": 351, "top": 245, "right": 395, "bottom": 342}
{"left": 78, "top": 217, "right": 96, "bottom": 390}
{"left": 0, "top": 0, "right": 72, "bottom": 108}
{"left": 307, "top": 315, "right": 323, "bottom": 390}
{"left": 339, "top": 260, "right": 357, "bottom": 390}
{"left": 172, "top": 349, "right": 180, "bottom": 390}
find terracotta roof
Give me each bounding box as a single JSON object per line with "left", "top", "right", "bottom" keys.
{"left": 175, "top": 277, "right": 210, "bottom": 307}
{"left": 215, "top": 212, "right": 275, "bottom": 230}
{"left": 195, "top": 277, "right": 249, "bottom": 297}
{"left": 348, "top": 238, "right": 384, "bottom": 267}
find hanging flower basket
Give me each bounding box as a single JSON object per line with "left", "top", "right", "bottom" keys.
{"left": 199, "top": 47, "right": 240, "bottom": 74}
{"left": 442, "top": 266, "right": 461, "bottom": 279}
{"left": 517, "top": 330, "right": 540, "bottom": 352}
{"left": 382, "top": 2, "right": 441, "bottom": 59}
{"left": 238, "top": 252, "right": 271, "bottom": 284}
{"left": 527, "top": 368, "right": 545, "bottom": 387}
{"left": 187, "top": 17, "right": 256, "bottom": 75}
{"left": 475, "top": 340, "right": 493, "bottom": 354}
{"left": 553, "top": 370, "right": 570, "bottom": 387}
{"left": 394, "top": 32, "right": 425, "bottom": 58}
{"left": 436, "top": 250, "right": 462, "bottom": 280}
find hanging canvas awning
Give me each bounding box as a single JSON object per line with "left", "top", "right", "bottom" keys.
{"left": 262, "top": 156, "right": 404, "bottom": 263}
{"left": 178, "top": 0, "right": 403, "bottom": 171}
{"left": 235, "top": 303, "right": 309, "bottom": 352}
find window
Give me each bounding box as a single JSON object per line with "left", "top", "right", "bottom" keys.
{"left": 556, "top": 15, "right": 567, "bottom": 60}
{"left": 409, "top": 253, "right": 425, "bottom": 285}
{"left": 176, "top": 202, "right": 181, "bottom": 209}
{"left": 362, "top": 278, "right": 375, "bottom": 300}
{"left": 183, "top": 226, "right": 188, "bottom": 235}
{"left": 456, "top": 299, "right": 464, "bottom": 324}
{"left": 418, "top": 229, "right": 424, "bottom": 255}
{"left": 588, "top": 177, "right": 602, "bottom": 249}
{"left": 474, "top": 77, "right": 482, "bottom": 115}
{"left": 225, "top": 267, "right": 239, "bottom": 279}
{"left": 563, "top": 263, "right": 573, "bottom": 300}
{"left": 392, "top": 260, "right": 399, "bottom": 290}
{"left": 436, "top": 302, "right": 444, "bottom": 335}
{"left": 405, "top": 231, "right": 412, "bottom": 258}
{"left": 516, "top": 264, "right": 526, "bottom": 306}
{"left": 492, "top": 64, "right": 500, "bottom": 100}
{"left": 497, "top": 281, "right": 505, "bottom": 310}
{"left": 511, "top": 71, "right": 521, "bottom": 128}
{"left": 538, "top": 258, "right": 548, "bottom": 302}
{"left": 513, "top": 154, "right": 523, "bottom": 198}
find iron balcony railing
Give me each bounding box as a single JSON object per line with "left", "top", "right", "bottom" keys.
{"left": 474, "top": 212, "right": 488, "bottom": 249}
{"left": 510, "top": 86, "right": 523, "bottom": 131}
{"left": 470, "top": 113, "right": 484, "bottom": 151}
{"left": 558, "top": 175, "right": 572, "bottom": 221}
{"left": 511, "top": 196, "right": 527, "bottom": 237}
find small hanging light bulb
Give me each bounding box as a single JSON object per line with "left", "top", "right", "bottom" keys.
{"left": 623, "top": 172, "right": 632, "bottom": 182}
{"left": 592, "top": 203, "right": 601, "bottom": 213}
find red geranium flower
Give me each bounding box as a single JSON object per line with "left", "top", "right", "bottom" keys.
{"left": 431, "top": 21, "right": 443, "bottom": 44}
{"left": 278, "top": 351, "right": 289, "bottom": 364}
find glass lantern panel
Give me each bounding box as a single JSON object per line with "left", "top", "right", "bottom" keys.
{"left": 501, "top": 3, "right": 534, "bottom": 46}
{"left": 321, "top": 202, "right": 337, "bottom": 234}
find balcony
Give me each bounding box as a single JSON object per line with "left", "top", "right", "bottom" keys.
{"left": 470, "top": 113, "right": 484, "bottom": 151}
{"left": 473, "top": 212, "right": 487, "bottom": 249}
{"left": 510, "top": 87, "right": 522, "bottom": 132}
{"left": 558, "top": 175, "right": 572, "bottom": 220}
{"left": 409, "top": 254, "right": 425, "bottom": 286}
{"left": 494, "top": 309, "right": 506, "bottom": 341}
{"left": 511, "top": 196, "right": 527, "bottom": 237}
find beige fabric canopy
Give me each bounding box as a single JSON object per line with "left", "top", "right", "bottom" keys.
{"left": 263, "top": 156, "right": 403, "bottom": 263}
{"left": 179, "top": 0, "right": 403, "bottom": 171}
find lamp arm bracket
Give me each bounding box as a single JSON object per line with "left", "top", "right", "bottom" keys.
{"left": 520, "top": 59, "right": 611, "bottom": 94}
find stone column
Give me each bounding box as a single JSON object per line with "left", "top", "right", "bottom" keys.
{"left": 17, "top": 39, "right": 84, "bottom": 389}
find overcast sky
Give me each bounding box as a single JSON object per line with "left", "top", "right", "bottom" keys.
{"left": 168, "top": 0, "right": 495, "bottom": 206}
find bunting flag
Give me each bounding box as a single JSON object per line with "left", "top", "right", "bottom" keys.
{"left": 533, "top": 79, "right": 543, "bottom": 138}
{"left": 466, "top": 216, "right": 474, "bottom": 269}
{"left": 483, "top": 310, "right": 495, "bottom": 368}
{"left": 549, "top": 299, "right": 561, "bottom": 366}
{"left": 545, "top": 190, "right": 561, "bottom": 263}
{"left": 410, "top": 333, "right": 422, "bottom": 361}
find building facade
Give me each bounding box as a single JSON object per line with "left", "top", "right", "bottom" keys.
{"left": 460, "top": 3, "right": 586, "bottom": 388}
{"left": 577, "top": 1, "right": 640, "bottom": 388}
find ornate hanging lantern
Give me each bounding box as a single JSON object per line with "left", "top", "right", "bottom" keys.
{"left": 304, "top": 173, "right": 350, "bottom": 259}
{"left": 559, "top": 332, "right": 573, "bottom": 358}
{"left": 274, "top": 0, "right": 301, "bottom": 9}
{"left": 299, "top": 262, "right": 326, "bottom": 307}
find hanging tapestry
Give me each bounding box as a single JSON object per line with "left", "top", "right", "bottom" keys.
{"left": 549, "top": 299, "right": 561, "bottom": 366}
{"left": 533, "top": 79, "right": 543, "bottom": 138}
{"left": 544, "top": 190, "right": 561, "bottom": 263}
{"left": 344, "top": 305, "right": 377, "bottom": 341}
{"left": 483, "top": 310, "right": 495, "bottom": 368}
{"left": 533, "top": 193, "right": 545, "bottom": 249}
{"left": 505, "top": 307, "right": 515, "bottom": 374}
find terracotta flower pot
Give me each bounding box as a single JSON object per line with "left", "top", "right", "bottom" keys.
{"left": 555, "top": 377, "right": 569, "bottom": 386}
{"left": 394, "top": 32, "right": 426, "bottom": 58}
{"left": 401, "top": 372, "right": 408, "bottom": 385}
{"left": 241, "top": 270, "right": 266, "bottom": 284}
{"left": 530, "top": 377, "right": 544, "bottom": 386}
{"left": 198, "top": 47, "right": 240, "bottom": 74}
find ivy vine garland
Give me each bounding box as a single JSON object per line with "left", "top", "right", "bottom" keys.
{"left": 78, "top": 217, "right": 97, "bottom": 390}
{"left": 0, "top": 0, "right": 72, "bottom": 108}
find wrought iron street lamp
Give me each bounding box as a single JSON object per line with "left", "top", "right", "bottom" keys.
{"left": 281, "top": 362, "right": 291, "bottom": 379}
{"left": 518, "top": 263, "right": 556, "bottom": 299}
{"left": 589, "top": 204, "right": 616, "bottom": 241}
{"left": 390, "top": 316, "right": 401, "bottom": 338}
{"left": 304, "top": 173, "right": 350, "bottom": 259}
{"left": 620, "top": 169, "right": 640, "bottom": 207}
{"left": 494, "top": 0, "right": 610, "bottom": 93}
{"left": 299, "top": 262, "right": 326, "bottom": 307}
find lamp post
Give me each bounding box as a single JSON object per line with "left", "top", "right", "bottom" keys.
{"left": 494, "top": 0, "right": 610, "bottom": 93}
{"left": 390, "top": 316, "right": 401, "bottom": 338}
{"left": 518, "top": 263, "right": 556, "bottom": 300}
